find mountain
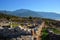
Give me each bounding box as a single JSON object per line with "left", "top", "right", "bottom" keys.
{"left": 0, "top": 9, "right": 60, "bottom": 20}
{"left": 38, "top": 12, "right": 60, "bottom": 20}
{"left": 12, "top": 9, "right": 40, "bottom": 17}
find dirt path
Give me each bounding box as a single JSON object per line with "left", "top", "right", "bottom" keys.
{"left": 37, "top": 21, "right": 45, "bottom": 40}
{"left": 32, "top": 21, "right": 45, "bottom": 40}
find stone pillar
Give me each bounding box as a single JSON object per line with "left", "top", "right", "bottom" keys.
{"left": 10, "top": 22, "right": 12, "bottom": 28}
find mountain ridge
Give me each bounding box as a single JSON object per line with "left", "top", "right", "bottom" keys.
{"left": 0, "top": 9, "right": 60, "bottom": 20}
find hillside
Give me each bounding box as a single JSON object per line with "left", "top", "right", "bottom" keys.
{"left": 0, "top": 12, "right": 60, "bottom": 28}
{"left": 0, "top": 12, "right": 60, "bottom": 40}
{"left": 0, "top": 12, "right": 60, "bottom": 34}
{"left": 0, "top": 12, "right": 19, "bottom": 20}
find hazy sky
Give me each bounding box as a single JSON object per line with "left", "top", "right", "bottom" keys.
{"left": 0, "top": 0, "right": 60, "bottom": 14}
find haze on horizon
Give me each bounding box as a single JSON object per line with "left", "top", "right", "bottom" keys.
{"left": 0, "top": 0, "right": 60, "bottom": 14}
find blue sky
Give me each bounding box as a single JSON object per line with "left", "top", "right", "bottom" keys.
{"left": 0, "top": 0, "right": 60, "bottom": 14}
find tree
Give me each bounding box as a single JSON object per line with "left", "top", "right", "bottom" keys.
{"left": 29, "top": 16, "right": 32, "bottom": 19}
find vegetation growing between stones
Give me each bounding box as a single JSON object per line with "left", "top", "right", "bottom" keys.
{"left": 42, "top": 28, "right": 48, "bottom": 40}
